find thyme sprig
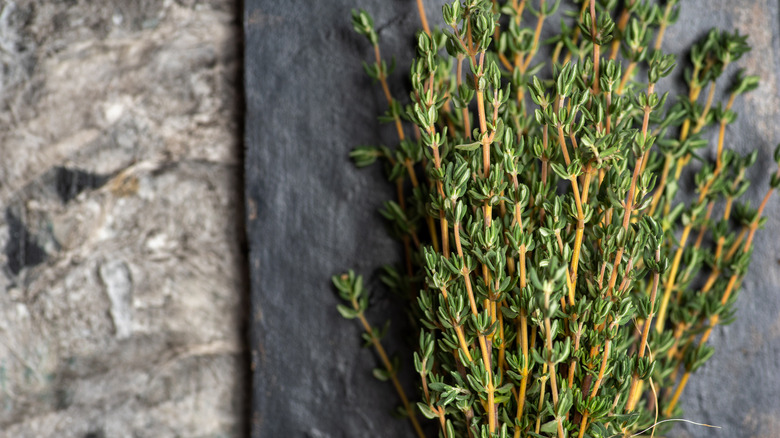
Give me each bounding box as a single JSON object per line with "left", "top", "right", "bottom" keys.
{"left": 336, "top": 2, "right": 780, "bottom": 437}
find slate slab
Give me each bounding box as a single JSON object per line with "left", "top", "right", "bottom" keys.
{"left": 245, "top": 1, "right": 780, "bottom": 437}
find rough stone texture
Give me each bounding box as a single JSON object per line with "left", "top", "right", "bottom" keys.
{"left": 247, "top": 0, "right": 780, "bottom": 437}
{"left": 246, "top": 1, "right": 425, "bottom": 436}
{"left": 0, "top": 1, "right": 247, "bottom": 437}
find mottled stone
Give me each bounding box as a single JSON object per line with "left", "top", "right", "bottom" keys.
{"left": 0, "top": 0, "right": 246, "bottom": 436}
{"left": 99, "top": 260, "right": 133, "bottom": 340}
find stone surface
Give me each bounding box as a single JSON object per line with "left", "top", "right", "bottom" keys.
{"left": 248, "top": 0, "right": 780, "bottom": 437}
{"left": 245, "top": 1, "right": 427, "bottom": 436}
{"left": 0, "top": 1, "right": 246, "bottom": 436}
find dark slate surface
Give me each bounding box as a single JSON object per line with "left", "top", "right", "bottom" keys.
{"left": 245, "top": 1, "right": 780, "bottom": 437}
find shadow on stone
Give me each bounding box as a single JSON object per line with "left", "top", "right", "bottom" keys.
{"left": 53, "top": 166, "right": 111, "bottom": 204}
{"left": 5, "top": 209, "right": 48, "bottom": 275}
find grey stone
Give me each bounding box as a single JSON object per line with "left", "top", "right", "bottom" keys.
{"left": 0, "top": 0, "right": 246, "bottom": 436}
{"left": 99, "top": 260, "right": 133, "bottom": 340}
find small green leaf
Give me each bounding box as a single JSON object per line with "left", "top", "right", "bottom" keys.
{"left": 455, "top": 141, "right": 482, "bottom": 151}
{"left": 417, "top": 402, "right": 439, "bottom": 419}
{"left": 540, "top": 419, "right": 559, "bottom": 434}
{"left": 372, "top": 367, "right": 390, "bottom": 381}
{"left": 336, "top": 304, "right": 358, "bottom": 319}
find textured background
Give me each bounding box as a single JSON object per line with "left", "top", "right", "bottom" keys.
{"left": 0, "top": 1, "right": 247, "bottom": 436}
{"left": 247, "top": 1, "right": 780, "bottom": 437}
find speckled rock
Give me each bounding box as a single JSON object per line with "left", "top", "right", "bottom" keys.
{"left": 0, "top": 1, "right": 246, "bottom": 436}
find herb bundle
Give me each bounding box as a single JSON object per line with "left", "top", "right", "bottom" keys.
{"left": 334, "top": 1, "right": 780, "bottom": 437}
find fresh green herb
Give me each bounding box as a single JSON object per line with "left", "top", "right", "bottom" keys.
{"left": 336, "top": 1, "right": 780, "bottom": 437}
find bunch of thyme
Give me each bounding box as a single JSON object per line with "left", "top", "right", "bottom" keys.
{"left": 334, "top": 1, "right": 780, "bottom": 437}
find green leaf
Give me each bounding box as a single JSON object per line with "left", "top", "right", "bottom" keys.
{"left": 336, "top": 304, "right": 358, "bottom": 319}
{"left": 540, "top": 419, "right": 559, "bottom": 434}
{"left": 372, "top": 367, "right": 390, "bottom": 381}
{"left": 550, "top": 162, "right": 569, "bottom": 180}
{"left": 417, "top": 402, "right": 439, "bottom": 419}
{"left": 455, "top": 141, "right": 482, "bottom": 151}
